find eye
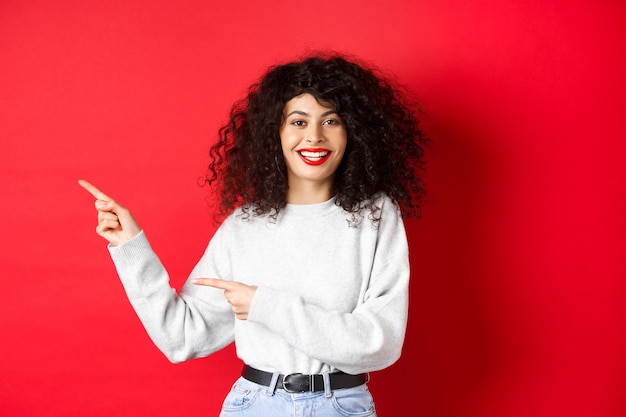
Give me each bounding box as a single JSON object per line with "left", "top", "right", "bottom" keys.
{"left": 323, "top": 118, "right": 342, "bottom": 126}
{"left": 291, "top": 120, "right": 306, "bottom": 127}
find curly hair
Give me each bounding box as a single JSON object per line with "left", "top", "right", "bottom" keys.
{"left": 203, "top": 52, "right": 426, "bottom": 223}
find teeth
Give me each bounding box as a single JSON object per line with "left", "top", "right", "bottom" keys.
{"left": 299, "top": 151, "right": 329, "bottom": 159}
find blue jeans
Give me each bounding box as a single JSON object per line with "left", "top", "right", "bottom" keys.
{"left": 219, "top": 376, "right": 377, "bottom": 417}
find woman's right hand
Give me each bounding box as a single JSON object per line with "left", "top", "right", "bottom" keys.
{"left": 78, "top": 179, "right": 142, "bottom": 246}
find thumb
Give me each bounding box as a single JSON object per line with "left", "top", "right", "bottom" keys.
{"left": 116, "top": 205, "right": 141, "bottom": 234}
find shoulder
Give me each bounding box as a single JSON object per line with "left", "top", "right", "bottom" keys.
{"left": 375, "top": 193, "right": 399, "bottom": 209}
{"left": 340, "top": 193, "right": 401, "bottom": 229}
{"left": 368, "top": 193, "right": 402, "bottom": 219}
{"left": 217, "top": 205, "right": 280, "bottom": 234}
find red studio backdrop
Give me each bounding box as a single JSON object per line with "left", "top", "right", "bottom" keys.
{"left": 1, "top": 1, "right": 624, "bottom": 416}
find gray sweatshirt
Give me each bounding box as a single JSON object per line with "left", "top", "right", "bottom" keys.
{"left": 109, "top": 194, "right": 409, "bottom": 375}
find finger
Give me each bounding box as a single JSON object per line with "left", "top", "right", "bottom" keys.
{"left": 79, "top": 179, "right": 128, "bottom": 215}
{"left": 97, "top": 211, "right": 119, "bottom": 222}
{"left": 96, "top": 218, "right": 121, "bottom": 235}
{"left": 78, "top": 179, "right": 113, "bottom": 202}
{"left": 192, "top": 278, "right": 235, "bottom": 290}
{"left": 94, "top": 199, "right": 116, "bottom": 212}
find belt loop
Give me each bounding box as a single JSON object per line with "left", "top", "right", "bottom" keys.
{"left": 266, "top": 372, "right": 280, "bottom": 396}
{"left": 322, "top": 371, "right": 332, "bottom": 398}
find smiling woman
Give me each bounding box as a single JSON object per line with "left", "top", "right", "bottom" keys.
{"left": 206, "top": 54, "right": 426, "bottom": 223}
{"left": 79, "top": 52, "right": 426, "bottom": 417}
{"left": 280, "top": 94, "right": 348, "bottom": 204}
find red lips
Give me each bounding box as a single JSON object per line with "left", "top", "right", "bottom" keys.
{"left": 297, "top": 148, "right": 332, "bottom": 166}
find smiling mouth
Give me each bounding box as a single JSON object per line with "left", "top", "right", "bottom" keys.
{"left": 298, "top": 149, "right": 332, "bottom": 165}
{"left": 299, "top": 150, "right": 329, "bottom": 161}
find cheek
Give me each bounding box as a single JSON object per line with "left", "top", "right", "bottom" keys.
{"left": 337, "top": 134, "right": 348, "bottom": 155}
{"left": 280, "top": 131, "right": 300, "bottom": 152}
{"left": 278, "top": 130, "right": 289, "bottom": 153}
{"left": 279, "top": 137, "right": 290, "bottom": 155}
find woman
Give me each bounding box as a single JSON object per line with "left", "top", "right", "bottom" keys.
{"left": 79, "top": 53, "right": 425, "bottom": 416}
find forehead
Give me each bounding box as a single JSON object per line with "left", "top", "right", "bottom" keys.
{"left": 283, "top": 93, "right": 335, "bottom": 114}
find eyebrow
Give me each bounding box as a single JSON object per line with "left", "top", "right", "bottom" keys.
{"left": 286, "top": 110, "right": 338, "bottom": 118}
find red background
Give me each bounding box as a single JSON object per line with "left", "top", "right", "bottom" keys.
{"left": 1, "top": 1, "right": 624, "bottom": 416}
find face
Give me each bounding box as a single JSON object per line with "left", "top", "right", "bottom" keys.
{"left": 279, "top": 93, "right": 347, "bottom": 194}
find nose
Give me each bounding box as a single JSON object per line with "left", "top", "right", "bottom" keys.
{"left": 305, "top": 124, "right": 324, "bottom": 143}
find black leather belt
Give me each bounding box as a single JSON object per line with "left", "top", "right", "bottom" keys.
{"left": 242, "top": 365, "right": 368, "bottom": 393}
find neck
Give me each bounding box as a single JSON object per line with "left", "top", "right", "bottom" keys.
{"left": 285, "top": 180, "right": 333, "bottom": 205}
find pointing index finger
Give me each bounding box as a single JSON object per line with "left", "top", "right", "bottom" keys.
{"left": 78, "top": 179, "right": 112, "bottom": 201}
{"left": 192, "top": 278, "right": 234, "bottom": 290}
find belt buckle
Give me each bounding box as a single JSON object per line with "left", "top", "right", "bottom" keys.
{"left": 282, "top": 373, "right": 309, "bottom": 393}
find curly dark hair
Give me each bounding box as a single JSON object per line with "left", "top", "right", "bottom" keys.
{"left": 203, "top": 52, "right": 426, "bottom": 222}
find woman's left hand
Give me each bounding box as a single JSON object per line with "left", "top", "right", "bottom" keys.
{"left": 192, "top": 278, "right": 257, "bottom": 320}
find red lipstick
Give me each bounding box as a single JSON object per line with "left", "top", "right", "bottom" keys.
{"left": 297, "top": 148, "right": 332, "bottom": 166}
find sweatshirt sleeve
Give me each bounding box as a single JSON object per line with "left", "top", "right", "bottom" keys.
{"left": 247, "top": 200, "right": 410, "bottom": 374}
{"left": 108, "top": 229, "right": 235, "bottom": 363}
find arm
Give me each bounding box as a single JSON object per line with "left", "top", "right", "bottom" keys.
{"left": 79, "top": 180, "right": 235, "bottom": 363}
{"left": 108, "top": 231, "right": 235, "bottom": 363}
